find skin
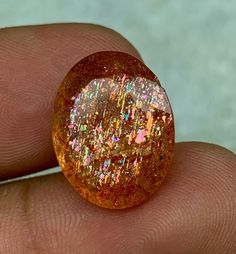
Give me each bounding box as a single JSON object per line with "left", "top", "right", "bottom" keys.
{"left": 0, "top": 24, "right": 235, "bottom": 254}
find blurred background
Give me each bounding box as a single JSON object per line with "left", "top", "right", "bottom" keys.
{"left": 0, "top": 0, "right": 235, "bottom": 154}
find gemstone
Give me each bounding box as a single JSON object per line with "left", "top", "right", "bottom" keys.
{"left": 52, "top": 51, "right": 174, "bottom": 209}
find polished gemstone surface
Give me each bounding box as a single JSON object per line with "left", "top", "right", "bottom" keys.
{"left": 52, "top": 51, "right": 174, "bottom": 209}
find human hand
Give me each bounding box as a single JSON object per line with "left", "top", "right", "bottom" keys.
{"left": 0, "top": 24, "right": 235, "bottom": 254}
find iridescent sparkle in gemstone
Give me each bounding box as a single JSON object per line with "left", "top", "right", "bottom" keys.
{"left": 52, "top": 51, "right": 174, "bottom": 209}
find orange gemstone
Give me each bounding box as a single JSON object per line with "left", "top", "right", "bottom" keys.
{"left": 52, "top": 51, "right": 174, "bottom": 209}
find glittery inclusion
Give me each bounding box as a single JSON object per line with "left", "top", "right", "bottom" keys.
{"left": 52, "top": 51, "right": 175, "bottom": 209}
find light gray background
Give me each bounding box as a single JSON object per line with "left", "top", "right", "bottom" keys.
{"left": 0, "top": 0, "right": 235, "bottom": 168}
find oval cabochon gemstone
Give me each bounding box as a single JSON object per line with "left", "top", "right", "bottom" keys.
{"left": 52, "top": 51, "right": 175, "bottom": 209}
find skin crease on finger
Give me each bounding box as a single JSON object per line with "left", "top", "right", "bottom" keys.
{"left": 0, "top": 23, "right": 141, "bottom": 180}
{"left": 0, "top": 142, "right": 236, "bottom": 253}
{"left": 0, "top": 24, "right": 235, "bottom": 253}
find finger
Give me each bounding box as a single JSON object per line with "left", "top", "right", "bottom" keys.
{"left": 0, "top": 23, "right": 141, "bottom": 180}
{"left": 0, "top": 142, "right": 235, "bottom": 253}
